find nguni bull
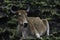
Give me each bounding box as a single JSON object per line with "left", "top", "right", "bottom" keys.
{"left": 10, "top": 6, "right": 49, "bottom": 39}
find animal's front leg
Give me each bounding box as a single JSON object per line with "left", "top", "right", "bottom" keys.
{"left": 42, "top": 19, "right": 49, "bottom": 36}
{"left": 35, "top": 30, "right": 41, "bottom": 38}
{"left": 22, "top": 28, "right": 28, "bottom": 39}
{"left": 20, "top": 31, "right": 26, "bottom": 40}
{"left": 35, "top": 32, "right": 43, "bottom": 39}
{"left": 36, "top": 32, "right": 40, "bottom": 38}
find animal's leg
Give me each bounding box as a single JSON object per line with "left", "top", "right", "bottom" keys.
{"left": 42, "top": 19, "right": 49, "bottom": 36}
{"left": 35, "top": 30, "right": 41, "bottom": 39}
{"left": 20, "top": 31, "right": 25, "bottom": 40}
{"left": 35, "top": 32, "right": 43, "bottom": 39}
{"left": 46, "top": 22, "right": 49, "bottom": 36}
{"left": 22, "top": 28, "right": 28, "bottom": 39}
{"left": 16, "top": 24, "right": 22, "bottom": 37}
{"left": 36, "top": 32, "right": 40, "bottom": 38}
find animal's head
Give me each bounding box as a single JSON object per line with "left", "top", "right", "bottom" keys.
{"left": 17, "top": 10, "right": 28, "bottom": 24}
{"left": 10, "top": 5, "right": 29, "bottom": 28}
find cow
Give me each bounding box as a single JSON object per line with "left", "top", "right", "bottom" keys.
{"left": 16, "top": 10, "right": 49, "bottom": 39}
{"left": 10, "top": 6, "right": 49, "bottom": 39}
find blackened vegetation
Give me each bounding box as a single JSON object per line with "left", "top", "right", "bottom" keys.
{"left": 49, "top": 0, "right": 55, "bottom": 5}
{"left": 27, "top": 10, "right": 51, "bottom": 19}
{"left": 0, "top": 8, "right": 3, "bottom": 12}
{"left": 0, "top": 5, "right": 18, "bottom": 29}
{"left": 42, "top": 11, "right": 52, "bottom": 18}
{"left": 0, "top": 0, "right": 4, "bottom": 3}
{"left": 55, "top": 5, "right": 60, "bottom": 9}
{"left": 0, "top": 7, "right": 10, "bottom": 23}
{"left": 52, "top": 14, "right": 60, "bottom": 23}
{"left": 27, "top": 9, "right": 41, "bottom": 17}
{"left": 8, "top": 22, "right": 18, "bottom": 29}
{"left": 0, "top": 13, "right": 10, "bottom": 26}
{"left": 0, "top": 32, "right": 3, "bottom": 40}
{"left": 13, "top": 36, "right": 21, "bottom": 40}
{"left": 49, "top": 14, "right": 60, "bottom": 34}
{"left": 0, "top": 30, "right": 13, "bottom": 40}
{"left": 3, "top": 30, "right": 11, "bottom": 40}
{"left": 0, "top": 16, "right": 10, "bottom": 24}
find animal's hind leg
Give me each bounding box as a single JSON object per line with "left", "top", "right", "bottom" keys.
{"left": 42, "top": 19, "right": 49, "bottom": 36}
{"left": 46, "top": 20, "right": 49, "bottom": 36}
{"left": 46, "top": 23, "right": 49, "bottom": 36}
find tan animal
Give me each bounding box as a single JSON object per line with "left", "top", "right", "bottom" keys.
{"left": 27, "top": 17, "right": 49, "bottom": 38}
{"left": 16, "top": 10, "right": 49, "bottom": 39}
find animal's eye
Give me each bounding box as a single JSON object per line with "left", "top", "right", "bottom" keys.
{"left": 18, "top": 13, "right": 21, "bottom": 16}
{"left": 19, "top": 13, "right": 21, "bottom": 15}
{"left": 20, "top": 24, "right": 23, "bottom": 26}
{"left": 18, "top": 15, "right": 21, "bottom": 17}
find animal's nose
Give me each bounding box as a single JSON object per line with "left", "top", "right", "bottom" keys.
{"left": 24, "top": 23, "right": 28, "bottom": 28}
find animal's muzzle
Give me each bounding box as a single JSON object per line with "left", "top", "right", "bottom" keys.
{"left": 24, "top": 23, "right": 28, "bottom": 28}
